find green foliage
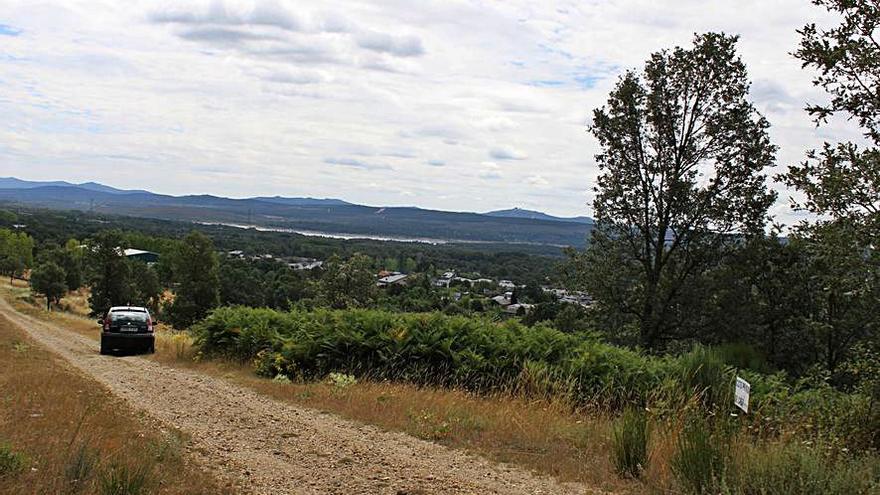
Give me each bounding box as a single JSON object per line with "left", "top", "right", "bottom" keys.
{"left": 314, "top": 253, "right": 376, "bottom": 309}
{"left": 0, "top": 229, "right": 34, "bottom": 281}
{"left": 611, "top": 408, "right": 650, "bottom": 478}
{"left": 194, "top": 306, "right": 661, "bottom": 408}
{"left": 675, "top": 345, "right": 735, "bottom": 412}
{"left": 128, "top": 260, "right": 162, "bottom": 315}
{"left": 583, "top": 32, "right": 776, "bottom": 349}
{"left": 29, "top": 261, "right": 68, "bottom": 310}
{"left": 672, "top": 418, "right": 729, "bottom": 494}
{"left": 87, "top": 230, "right": 134, "bottom": 316}
{"left": 0, "top": 209, "right": 17, "bottom": 224}
{"left": 165, "top": 231, "right": 220, "bottom": 329}
{"left": 37, "top": 242, "right": 84, "bottom": 291}
{"left": 785, "top": 0, "right": 880, "bottom": 237}
{"left": 0, "top": 442, "right": 26, "bottom": 477}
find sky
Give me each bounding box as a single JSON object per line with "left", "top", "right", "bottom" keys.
{"left": 0, "top": 0, "right": 863, "bottom": 222}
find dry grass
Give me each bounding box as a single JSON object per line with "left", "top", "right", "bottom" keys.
{"left": 0, "top": 313, "right": 236, "bottom": 494}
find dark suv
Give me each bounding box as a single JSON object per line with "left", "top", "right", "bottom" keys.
{"left": 99, "top": 306, "right": 155, "bottom": 355}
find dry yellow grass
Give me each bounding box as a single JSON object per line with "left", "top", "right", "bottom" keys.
{"left": 0, "top": 311, "right": 235, "bottom": 494}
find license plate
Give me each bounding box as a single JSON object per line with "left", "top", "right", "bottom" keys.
{"left": 121, "top": 326, "right": 138, "bottom": 333}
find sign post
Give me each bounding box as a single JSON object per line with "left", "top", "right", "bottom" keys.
{"left": 734, "top": 376, "right": 750, "bottom": 413}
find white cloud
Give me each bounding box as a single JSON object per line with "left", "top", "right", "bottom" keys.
{"left": 489, "top": 146, "right": 528, "bottom": 161}
{"left": 0, "top": 0, "right": 859, "bottom": 220}
{"left": 354, "top": 31, "right": 424, "bottom": 57}
{"left": 150, "top": 0, "right": 303, "bottom": 31}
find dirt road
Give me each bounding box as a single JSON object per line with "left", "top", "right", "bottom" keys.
{"left": 0, "top": 298, "right": 589, "bottom": 495}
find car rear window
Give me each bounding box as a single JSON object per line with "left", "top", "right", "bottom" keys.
{"left": 110, "top": 312, "right": 148, "bottom": 322}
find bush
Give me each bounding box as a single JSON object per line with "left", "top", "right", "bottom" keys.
{"left": 0, "top": 442, "right": 26, "bottom": 477}
{"left": 672, "top": 418, "right": 729, "bottom": 494}
{"left": 194, "top": 306, "right": 660, "bottom": 408}
{"left": 611, "top": 407, "right": 650, "bottom": 478}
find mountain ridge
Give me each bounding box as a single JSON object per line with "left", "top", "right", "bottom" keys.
{"left": 0, "top": 178, "right": 593, "bottom": 246}
{"left": 485, "top": 207, "right": 593, "bottom": 225}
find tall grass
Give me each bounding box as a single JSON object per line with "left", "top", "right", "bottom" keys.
{"left": 675, "top": 345, "right": 734, "bottom": 412}
{"left": 611, "top": 408, "right": 650, "bottom": 478}
{"left": 671, "top": 418, "right": 729, "bottom": 494}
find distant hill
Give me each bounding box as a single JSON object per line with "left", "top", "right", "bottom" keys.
{"left": 253, "top": 196, "right": 353, "bottom": 207}
{"left": 0, "top": 178, "right": 592, "bottom": 246}
{"left": 486, "top": 208, "right": 593, "bottom": 225}
{"left": 0, "top": 177, "right": 148, "bottom": 195}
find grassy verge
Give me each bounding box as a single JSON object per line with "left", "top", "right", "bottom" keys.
{"left": 0, "top": 309, "right": 234, "bottom": 493}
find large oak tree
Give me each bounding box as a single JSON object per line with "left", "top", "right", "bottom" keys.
{"left": 577, "top": 33, "right": 777, "bottom": 348}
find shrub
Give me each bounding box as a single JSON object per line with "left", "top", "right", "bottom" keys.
{"left": 193, "top": 307, "right": 662, "bottom": 408}
{"left": 611, "top": 407, "right": 650, "bottom": 478}
{"left": 0, "top": 442, "right": 26, "bottom": 477}
{"left": 99, "top": 463, "right": 151, "bottom": 495}
{"left": 672, "top": 418, "right": 729, "bottom": 494}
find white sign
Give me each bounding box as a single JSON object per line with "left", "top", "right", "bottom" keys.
{"left": 734, "top": 376, "right": 750, "bottom": 413}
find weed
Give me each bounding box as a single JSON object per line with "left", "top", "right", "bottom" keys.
{"left": 611, "top": 407, "right": 650, "bottom": 478}
{"left": 0, "top": 442, "right": 26, "bottom": 477}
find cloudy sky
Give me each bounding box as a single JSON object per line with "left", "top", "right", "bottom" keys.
{"left": 0, "top": 0, "right": 861, "bottom": 222}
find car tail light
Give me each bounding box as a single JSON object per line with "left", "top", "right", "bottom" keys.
{"left": 147, "top": 317, "right": 153, "bottom": 333}
{"left": 103, "top": 316, "right": 110, "bottom": 331}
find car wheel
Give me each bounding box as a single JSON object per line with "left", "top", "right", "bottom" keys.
{"left": 100, "top": 346, "right": 108, "bottom": 355}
